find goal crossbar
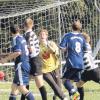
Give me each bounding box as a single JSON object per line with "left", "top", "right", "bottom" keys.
{"left": 0, "top": 0, "right": 79, "bottom": 19}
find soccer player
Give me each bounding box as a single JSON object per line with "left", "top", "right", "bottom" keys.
{"left": 21, "top": 18, "right": 47, "bottom": 100}
{"left": 59, "top": 20, "right": 87, "bottom": 100}
{"left": 0, "top": 25, "right": 34, "bottom": 100}
{"left": 76, "top": 32, "right": 100, "bottom": 100}
{"left": 38, "top": 29, "right": 68, "bottom": 100}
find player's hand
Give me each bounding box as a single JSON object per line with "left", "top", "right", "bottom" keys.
{"left": 28, "top": 47, "right": 34, "bottom": 53}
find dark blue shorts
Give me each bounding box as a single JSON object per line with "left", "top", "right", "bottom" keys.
{"left": 62, "top": 65, "right": 82, "bottom": 82}
{"left": 13, "top": 62, "right": 30, "bottom": 86}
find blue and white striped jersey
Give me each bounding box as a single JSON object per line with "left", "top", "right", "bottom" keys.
{"left": 83, "top": 43, "right": 98, "bottom": 71}
{"left": 24, "top": 29, "right": 40, "bottom": 58}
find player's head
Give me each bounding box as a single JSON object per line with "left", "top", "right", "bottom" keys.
{"left": 38, "top": 29, "right": 48, "bottom": 41}
{"left": 82, "top": 32, "right": 90, "bottom": 43}
{"left": 72, "top": 20, "right": 82, "bottom": 31}
{"left": 24, "top": 18, "right": 33, "bottom": 29}
{"left": 10, "top": 24, "right": 20, "bottom": 34}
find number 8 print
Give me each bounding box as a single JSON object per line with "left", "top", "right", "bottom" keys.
{"left": 75, "top": 42, "right": 81, "bottom": 53}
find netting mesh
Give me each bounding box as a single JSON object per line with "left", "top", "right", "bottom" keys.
{"left": 0, "top": 0, "right": 100, "bottom": 100}
{"left": 0, "top": 0, "right": 56, "bottom": 16}
{"left": 0, "top": 0, "right": 100, "bottom": 81}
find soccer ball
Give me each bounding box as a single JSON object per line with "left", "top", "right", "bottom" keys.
{"left": 0, "top": 71, "right": 5, "bottom": 80}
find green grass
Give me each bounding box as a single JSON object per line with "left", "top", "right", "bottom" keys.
{"left": 83, "top": 82, "right": 100, "bottom": 100}
{"left": 0, "top": 81, "right": 100, "bottom": 100}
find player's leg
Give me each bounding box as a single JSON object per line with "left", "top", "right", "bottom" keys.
{"left": 9, "top": 83, "right": 18, "bottom": 100}
{"left": 52, "top": 68, "right": 62, "bottom": 100}
{"left": 43, "top": 72, "right": 68, "bottom": 100}
{"left": 63, "top": 79, "right": 80, "bottom": 100}
{"left": 20, "top": 85, "right": 29, "bottom": 100}
{"left": 18, "top": 85, "right": 34, "bottom": 100}
{"left": 76, "top": 69, "right": 92, "bottom": 100}
{"left": 76, "top": 67, "right": 100, "bottom": 100}
{"left": 15, "top": 63, "right": 34, "bottom": 100}
{"left": 63, "top": 67, "right": 80, "bottom": 100}
{"left": 30, "top": 56, "right": 47, "bottom": 100}
{"left": 20, "top": 70, "right": 35, "bottom": 100}
{"left": 76, "top": 81, "right": 85, "bottom": 100}
{"left": 91, "top": 67, "right": 100, "bottom": 84}
{"left": 54, "top": 68, "right": 62, "bottom": 88}
{"left": 77, "top": 87, "right": 84, "bottom": 100}
{"left": 34, "top": 75, "right": 47, "bottom": 100}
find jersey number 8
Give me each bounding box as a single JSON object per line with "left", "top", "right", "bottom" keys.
{"left": 75, "top": 42, "right": 81, "bottom": 53}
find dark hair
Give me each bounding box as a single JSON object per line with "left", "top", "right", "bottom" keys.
{"left": 10, "top": 25, "right": 20, "bottom": 34}
{"left": 72, "top": 20, "right": 82, "bottom": 31}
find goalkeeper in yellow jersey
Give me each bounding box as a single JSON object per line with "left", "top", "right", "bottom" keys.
{"left": 38, "top": 29, "right": 68, "bottom": 100}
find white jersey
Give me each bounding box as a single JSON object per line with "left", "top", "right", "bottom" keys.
{"left": 24, "top": 29, "right": 40, "bottom": 58}
{"left": 83, "top": 43, "right": 98, "bottom": 71}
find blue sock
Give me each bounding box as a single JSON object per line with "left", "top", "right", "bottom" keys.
{"left": 64, "top": 80, "right": 75, "bottom": 94}
{"left": 9, "top": 94, "right": 16, "bottom": 100}
{"left": 26, "top": 92, "right": 34, "bottom": 100}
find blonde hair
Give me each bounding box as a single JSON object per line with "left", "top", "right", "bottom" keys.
{"left": 38, "top": 29, "right": 48, "bottom": 36}
{"left": 82, "top": 32, "right": 90, "bottom": 43}
{"left": 24, "top": 18, "right": 33, "bottom": 27}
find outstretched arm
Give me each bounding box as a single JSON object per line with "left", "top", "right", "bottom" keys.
{"left": 0, "top": 52, "right": 21, "bottom": 64}
{"left": 0, "top": 53, "right": 9, "bottom": 58}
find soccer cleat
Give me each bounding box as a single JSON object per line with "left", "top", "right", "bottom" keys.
{"left": 70, "top": 92, "right": 80, "bottom": 100}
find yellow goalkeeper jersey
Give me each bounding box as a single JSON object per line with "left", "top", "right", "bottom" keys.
{"left": 39, "top": 41, "right": 60, "bottom": 73}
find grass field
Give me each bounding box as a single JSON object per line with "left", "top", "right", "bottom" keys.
{"left": 0, "top": 81, "right": 100, "bottom": 100}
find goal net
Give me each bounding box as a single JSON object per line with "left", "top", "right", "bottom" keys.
{"left": 0, "top": 0, "right": 100, "bottom": 99}
{"left": 0, "top": 0, "right": 100, "bottom": 81}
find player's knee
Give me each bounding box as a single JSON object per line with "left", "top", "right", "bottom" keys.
{"left": 18, "top": 85, "right": 29, "bottom": 95}
{"left": 35, "top": 75, "right": 44, "bottom": 88}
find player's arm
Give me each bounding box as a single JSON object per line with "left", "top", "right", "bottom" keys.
{"left": 59, "top": 34, "right": 68, "bottom": 52}
{"left": 48, "top": 41, "right": 59, "bottom": 56}
{"left": 0, "top": 37, "right": 22, "bottom": 64}
{"left": 0, "top": 53, "right": 9, "bottom": 58}
{"left": 0, "top": 52, "right": 21, "bottom": 63}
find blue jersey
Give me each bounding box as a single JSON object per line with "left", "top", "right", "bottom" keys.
{"left": 60, "top": 32, "right": 87, "bottom": 69}
{"left": 12, "top": 34, "right": 30, "bottom": 71}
